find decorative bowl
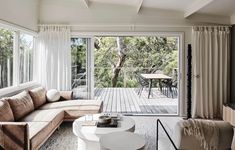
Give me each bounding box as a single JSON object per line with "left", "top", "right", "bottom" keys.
{"left": 98, "top": 115, "right": 112, "bottom": 124}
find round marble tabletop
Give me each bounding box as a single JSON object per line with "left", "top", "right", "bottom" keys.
{"left": 72, "top": 114, "right": 135, "bottom": 142}
{"left": 100, "top": 131, "right": 146, "bottom": 150}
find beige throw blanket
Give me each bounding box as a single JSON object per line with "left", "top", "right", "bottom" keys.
{"left": 182, "top": 119, "right": 219, "bottom": 150}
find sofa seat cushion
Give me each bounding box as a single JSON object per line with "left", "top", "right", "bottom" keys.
{"left": 27, "top": 122, "right": 50, "bottom": 139}
{"left": 27, "top": 121, "right": 58, "bottom": 149}
{"left": 0, "top": 99, "right": 14, "bottom": 121}
{"left": 39, "top": 100, "right": 103, "bottom": 120}
{"left": 63, "top": 109, "right": 102, "bottom": 120}
{"left": 29, "top": 87, "right": 47, "bottom": 109}
{"left": 20, "top": 109, "right": 64, "bottom": 127}
{"left": 7, "top": 91, "right": 34, "bottom": 120}
{"left": 39, "top": 100, "right": 102, "bottom": 110}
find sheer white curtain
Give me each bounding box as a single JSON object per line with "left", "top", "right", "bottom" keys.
{"left": 192, "top": 26, "right": 230, "bottom": 119}
{"left": 34, "top": 26, "right": 71, "bottom": 90}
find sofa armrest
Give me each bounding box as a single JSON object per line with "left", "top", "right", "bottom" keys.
{"left": 0, "top": 122, "right": 29, "bottom": 150}
{"left": 60, "top": 91, "right": 73, "bottom": 100}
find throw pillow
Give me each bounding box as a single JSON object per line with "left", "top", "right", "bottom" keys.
{"left": 29, "top": 87, "right": 47, "bottom": 109}
{"left": 46, "top": 89, "right": 60, "bottom": 102}
{"left": 7, "top": 91, "right": 34, "bottom": 120}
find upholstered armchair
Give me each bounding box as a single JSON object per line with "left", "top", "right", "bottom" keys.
{"left": 157, "top": 119, "right": 234, "bottom": 150}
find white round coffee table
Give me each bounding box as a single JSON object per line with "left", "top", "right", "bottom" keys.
{"left": 100, "top": 132, "right": 146, "bottom": 150}
{"left": 73, "top": 114, "right": 135, "bottom": 150}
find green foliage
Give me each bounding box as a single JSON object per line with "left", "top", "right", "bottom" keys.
{"left": 0, "top": 28, "right": 14, "bottom": 88}
{"left": 94, "top": 36, "right": 178, "bottom": 88}
{"left": 70, "top": 36, "right": 178, "bottom": 88}
{"left": 0, "top": 28, "right": 34, "bottom": 88}
{"left": 0, "top": 29, "right": 13, "bottom": 62}
{"left": 71, "top": 38, "right": 86, "bottom": 68}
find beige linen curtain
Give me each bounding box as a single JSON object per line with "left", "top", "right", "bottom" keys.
{"left": 192, "top": 26, "right": 230, "bottom": 119}
{"left": 35, "top": 26, "right": 72, "bottom": 90}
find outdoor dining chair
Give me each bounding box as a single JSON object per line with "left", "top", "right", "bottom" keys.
{"left": 135, "top": 73, "right": 150, "bottom": 97}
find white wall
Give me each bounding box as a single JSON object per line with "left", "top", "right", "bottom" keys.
{"left": 0, "top": 0, "right": 39, "bottom": 31}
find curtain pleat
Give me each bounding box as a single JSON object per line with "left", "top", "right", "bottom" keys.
{"left": 35, "top": 26, "right": 71, "bottom": 90}
{"left": 192, "top": 26, "right": 230, "bottom": 119}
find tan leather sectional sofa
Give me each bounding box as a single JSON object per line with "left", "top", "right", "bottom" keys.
{"left": 0, "top": 86, "right": 103, "bottom": 150}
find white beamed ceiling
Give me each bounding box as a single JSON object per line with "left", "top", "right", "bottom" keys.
{"left": 88, "top": 0, "right": 235, "bottom": 17}
{"left": 39, "top": 0, "right": 235, "bottom": 25}
{"left": 89, "top": 0, "right": 197, "bottom": 12}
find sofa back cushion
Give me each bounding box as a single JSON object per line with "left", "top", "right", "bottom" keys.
{"left": 29, "top": 87, "right": 47, "bottom": 109}
{"left": 0, "top": 99, "right": 14, "bottom": 121}
{"left": 7, "top": 91, "right": 34, "bottom": 120}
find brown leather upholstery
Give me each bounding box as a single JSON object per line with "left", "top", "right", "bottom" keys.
{"left": 7, "top": 91, "right": 35, "bottom": 120}
{"left": 0, "top": 88, "right": 103, "bottom": 150}
{"left": 59, "top": 91, "right": 73, "bottom": 101}
{"left": 29, "top": 87, "right": 47, "bottom": 109}
{"left": 0, "top": 122, "right": 29, "bottom": 150}
{"left": 0, "top": 100, "right": 14, "bottom": 122}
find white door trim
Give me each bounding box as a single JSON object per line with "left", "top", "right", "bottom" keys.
{"left": 72, "top": 32, "right": 185, "bottom": 117}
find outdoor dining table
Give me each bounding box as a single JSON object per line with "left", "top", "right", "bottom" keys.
{"left": 141, "top": 73, "right": 172, "bottom": 99}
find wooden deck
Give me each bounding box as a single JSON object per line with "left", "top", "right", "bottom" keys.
{"left": 94, "top": 88, "right": 178, "bottom": 115}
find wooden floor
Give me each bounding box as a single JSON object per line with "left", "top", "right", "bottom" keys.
{"left": 94, "top": 88, "right": 178, "bottom": 115}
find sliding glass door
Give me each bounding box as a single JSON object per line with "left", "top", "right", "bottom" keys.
{"left": 71, "top": 37, "right": 94, "bottom": 99}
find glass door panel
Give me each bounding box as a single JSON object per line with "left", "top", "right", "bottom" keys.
{"left": 71, "top": 38, "right": 88, "bottom": 99}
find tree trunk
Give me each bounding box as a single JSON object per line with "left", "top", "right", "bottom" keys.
{"left": 112, "top": 37, "right": 126, "bottom": 87}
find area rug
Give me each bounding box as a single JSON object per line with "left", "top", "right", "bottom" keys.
{"left": 40, "top": 116, "right": 181, "bottom": 150}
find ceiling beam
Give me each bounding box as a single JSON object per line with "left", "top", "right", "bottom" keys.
{"left": 82, "top": 0, "right": 89, "bottom": 8}
{"left": 184, "top": 0, "right": 215, "bottom": 18}
{"left": 136, "top": 0, "right": 144, "bottom": 14}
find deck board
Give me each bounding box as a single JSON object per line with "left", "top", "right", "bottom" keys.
{"left": 94, "top": 88, "right": 178, "bottom": 115}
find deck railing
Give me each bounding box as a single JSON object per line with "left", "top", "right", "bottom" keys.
{"left": 94, "top": 66, "right": 161, "bottom": 88}
{"left": 71, "top": 66, "right": 177, "bottom": 89}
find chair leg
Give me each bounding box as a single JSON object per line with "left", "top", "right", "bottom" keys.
{"left": 137, "top": 86, "right": 141, "bottom": 95}
{"left": 139, "top": 87, "right": 143, "bottom": 97}
{"left": 169, "top": 86, "right": 173, "bottom": 98}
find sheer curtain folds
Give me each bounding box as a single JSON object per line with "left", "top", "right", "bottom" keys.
{"left": 192, "top": 26, "right": 230, "bottom": 119}
{"left": 34, "top": 26, "right": 71, "bottom": 90}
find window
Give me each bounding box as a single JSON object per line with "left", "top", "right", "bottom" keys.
{"left": 19, "top": 33, "right": 34, "bottom": 83}
{"left": 0, "top": 26, "right": 35, "bottom": 89}
{"left": 0, "top": 28, "right": 14, "bottom": 89}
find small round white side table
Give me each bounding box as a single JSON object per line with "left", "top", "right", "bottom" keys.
{"left": 73, "top": 114, "right": 135, "bottom": 150}
{"left": 100, "top": 131, "right": 146, "bottom": 150}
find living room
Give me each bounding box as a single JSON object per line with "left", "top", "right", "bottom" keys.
{"left": 0, "top": 0, "right": 235, "bottom": 150}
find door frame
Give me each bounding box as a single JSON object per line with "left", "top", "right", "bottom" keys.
{"left": 71, "top": 32, "right": 185, "bottom": 116}
{"left": 71, "top": 35, "right": 95, "bottom": 99}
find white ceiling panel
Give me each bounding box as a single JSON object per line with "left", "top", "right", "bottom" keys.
{"left": 198, "top": 0, "right": 235, "bottom": 16}
{"left": 90, "top": 0, "right": 139, "bottom": 7}
{"left": 142, "top": 0, "right": 199, "bottom": 11}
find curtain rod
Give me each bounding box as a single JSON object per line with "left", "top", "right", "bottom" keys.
{"left": 37, "top": 24, "right": 232, "bottom": 28}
